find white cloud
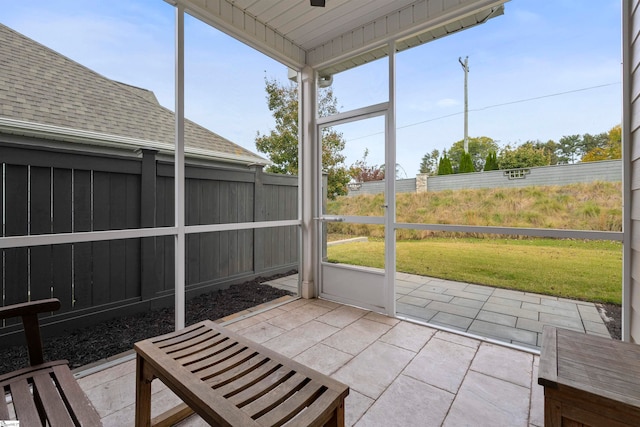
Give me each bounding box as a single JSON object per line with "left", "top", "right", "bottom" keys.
{"left": 436, "top": 98, "right": 459, "bottom": 107}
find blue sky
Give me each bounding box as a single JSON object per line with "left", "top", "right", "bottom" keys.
{"left": 2, "top": 0, "right": 622, "bottom": 176}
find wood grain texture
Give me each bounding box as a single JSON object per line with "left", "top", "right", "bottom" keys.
{"left": 539, "top": 327, "right": 640, "bottom": 426}
{"left": 0, "top": 299, "right": 102, "bottom": 426}
{"left": 134, "top": 320, "right": 349, "bottom": 427}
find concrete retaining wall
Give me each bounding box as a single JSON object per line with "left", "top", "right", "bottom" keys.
{"left": 346, "top": 159, "right": 621, "bottom": 195}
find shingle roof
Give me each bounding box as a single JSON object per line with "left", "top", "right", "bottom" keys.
{"left": 0, "top": 23, "right": 267, "bottom": 165}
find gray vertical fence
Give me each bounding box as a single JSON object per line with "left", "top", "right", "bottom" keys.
{"left": 0, "top": 140, "right": 298, "bottom": 341}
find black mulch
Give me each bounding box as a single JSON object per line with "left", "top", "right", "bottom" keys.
{"left": 598, "top": 302, "right": 622, "bottom": 340}
{"left": 0, "top": 272, "right": 295, "bottom": 376}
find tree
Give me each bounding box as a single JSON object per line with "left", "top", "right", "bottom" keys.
{"left": 380, "top": 163, "right": 407, "bottom": 180}
{"left": 458, "top": 152, "right": 475, "bottom": 173}
{"left": 349, "top": 149, "right": 385, "bottom": 182}
{"left": 255, "top": 78, "right": 349, "bottom": 198}
{"left": 419, "top": 149, "right": 440, "bottom": 175}
{"left": 607, "top": 124, "right": 622, "bottom": 159}
{"left": 498, "top": 142, "right": 550, "bottom": 169}
{"left": 437, "top": 152, "right": 453, "bottom": 175}
{"left": 557, "top": 134, "right": 582, "bottom": 164}
{"left": 484, "top": 151, "right": 498, "bottom": 171}
{"left": 530, "top": 139, "right": 561, "bottom": 165}
{"left": 581, "top": 132, "right": 609, "bottom": 156}
{"left": 322, "top": 130, "right": 350, "bottom": 198}
{"left": 582, "top": 124, "right": 621, "bottom": 162}
{"left": 448, "top": 136, "right": 499, "bottom": 172}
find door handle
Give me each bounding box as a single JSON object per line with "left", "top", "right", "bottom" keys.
{"left": 317, "top": 216, "right": 345, "bottom": 222}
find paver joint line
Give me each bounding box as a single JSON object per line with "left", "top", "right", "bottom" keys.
{"left": 262, "top": 273, "right": 611, "bottom": 351}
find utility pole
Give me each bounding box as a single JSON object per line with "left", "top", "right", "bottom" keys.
{"left": 459, "top": 56, "right": 469, "bottom": 153}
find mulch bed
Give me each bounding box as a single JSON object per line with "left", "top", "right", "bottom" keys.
{"left": 598, "top": 302, "right": 622, "bottom": 340}
{"left": 0, "top": 272, "right": 295, "bottom": 376}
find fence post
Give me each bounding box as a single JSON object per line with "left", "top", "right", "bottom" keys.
{"left": 416, "top": 174, "right": 428, "bottom": 193}
{"left": 140, "top": 149, "right": 159, "bottom": 300}
{"left": 253, "top": 167, "right": 265, "bottom": 275}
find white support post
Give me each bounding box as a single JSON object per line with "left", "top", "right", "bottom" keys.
{"left": 622, "top": 0, "right": 632, "bottom": 343}
{"left": 299, "top": 65, "right": 317, "bottom": 299}
{"left": 385, "top": 41, "right": 397, "bottom": 317}
{"left": 174, "top": 5, "right": 186, "bottom": 330}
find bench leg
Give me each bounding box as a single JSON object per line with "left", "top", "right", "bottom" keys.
{"left": 325, "top": 400, "right": 345, "bottom": 427}
{"left": 135, "top": 354, "right": 154, "bottom": 427}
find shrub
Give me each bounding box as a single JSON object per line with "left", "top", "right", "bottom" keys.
{"left": 438, "top": 154, "right": 453, "bottom": 175}
{"left": 458, "top": 152, "right": 475, "bottom": 173}
{"left": 484, "top": 151, "right": 498, "bottom": 171}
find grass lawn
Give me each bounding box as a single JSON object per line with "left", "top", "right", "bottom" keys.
{"left": 327, "top": 237, "right": 622, "bottom": 304}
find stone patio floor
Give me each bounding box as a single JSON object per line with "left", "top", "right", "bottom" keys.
{"left": 264, "top": 272, "right": 612, "bottom": 351}
{"left": 78, "top": 297, "right": 546, "bottom": 426}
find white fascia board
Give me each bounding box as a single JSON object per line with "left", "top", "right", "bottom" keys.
{"left": 0, "top": 117, "right": 268, "bottom": 166}
{"left": 308, "top": 0, "right": 508, "bottom": 75}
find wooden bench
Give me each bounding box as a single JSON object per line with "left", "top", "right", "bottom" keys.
{"left": 0, "top": 298, "right": 102, "bottom": 426}
{"left": 134, "top": 319, "right": 349, "bottom": 426}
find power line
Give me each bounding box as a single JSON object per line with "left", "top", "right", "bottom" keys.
{"left": 348, "top": 81, "right": 621, "bottom": 142}
{"left": 471, "top": 82, "right": 620, "bottom": 112}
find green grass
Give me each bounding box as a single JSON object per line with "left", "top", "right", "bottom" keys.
{"left": 327, "top": 237, "right": 622, "bottom": 304}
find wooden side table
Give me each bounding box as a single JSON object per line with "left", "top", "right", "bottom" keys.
{"left": 538, "top": 326, "right": 640, "bottom": 427}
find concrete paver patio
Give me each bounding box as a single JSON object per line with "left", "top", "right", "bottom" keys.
{"left": 78, "top": 297, "right": 545, "bottom": 426}
{"left": 265, "top": 272, "right": 612, "bottom": 350}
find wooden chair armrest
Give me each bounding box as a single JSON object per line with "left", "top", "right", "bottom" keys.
{"left": 0, "top": 298, "right": 61, "bottom": 320}
{"left": 0, "top": 298, "right": 61, "bottom": 366}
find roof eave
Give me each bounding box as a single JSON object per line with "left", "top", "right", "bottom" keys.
{"left": 0, "top": 117, "right": 269, "bottom": 167}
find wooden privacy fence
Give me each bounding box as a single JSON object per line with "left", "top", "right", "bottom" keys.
{"left": 0, "top": 141, "right": 298, "bottom": 342}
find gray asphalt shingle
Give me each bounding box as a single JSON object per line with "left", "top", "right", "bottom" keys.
{"left": 0, "top": 23, "right": 266, "bottom": 164}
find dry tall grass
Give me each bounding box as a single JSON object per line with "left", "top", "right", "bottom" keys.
{"left": 327, "top": 181, "right": 621, "bottom": 239}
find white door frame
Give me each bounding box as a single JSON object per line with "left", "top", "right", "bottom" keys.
{"left": 315, "top": 103, "right": 394, "bottom": 315}
{"left": 313, "top": 42, "right": 397, "bottom": 316}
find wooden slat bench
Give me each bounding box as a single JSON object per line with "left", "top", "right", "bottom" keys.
{"left": 134, "top": 319, "right": 349, "bottom": 427}
{"left": 0, "top": 298, "right": 102, "bottom": 426}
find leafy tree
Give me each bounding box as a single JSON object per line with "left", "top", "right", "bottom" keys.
{"left": 448, "top": 136, "right": 499, "bottom": 172}
{"left": 419, "top": 149, "right": 440, "bottom": 175}
{"left": 557, "top": 134, "right": 582, "bottom": 164}
{"left": 437, "top": 152, "right": 453, "bottom": 175}
{"left": 484, "top": 151, "right": 498, "bottom": 171}
{"left": 582, "top": 124, "right": 621, "bottom": 162}
{"left": 349, "top": 149, "right": 385, "bottom": 182}
{"left": 322, "top": 131, "right": 350, "bottom": 198}
{"left": 458, "top": 152, "right": 475, "bottom": 173}
{"left": 581, "top": 147, "right": 609, "bottom": 163}
{"left": 380, "top": 163, "right": 408, "bottom": 179}
{"left": 581, "top": 132, "right": 609, "bottom": 156}
{"left": 557, "top": 131, "right": 615, "bottom": 164}
{"left": 530, "top": 139, "right": 561, "bottom": 165}
{"left": 609, "top": 123, "right": 622, "bottom": 146}
{"left": 255, "top": 78, "right": 349, "bottom": 198}
{"left": 608, "top": 124, "right": 622, "bottom": 159}
{"left": 498, "top": 142, "right": 550, "bottom": 169}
